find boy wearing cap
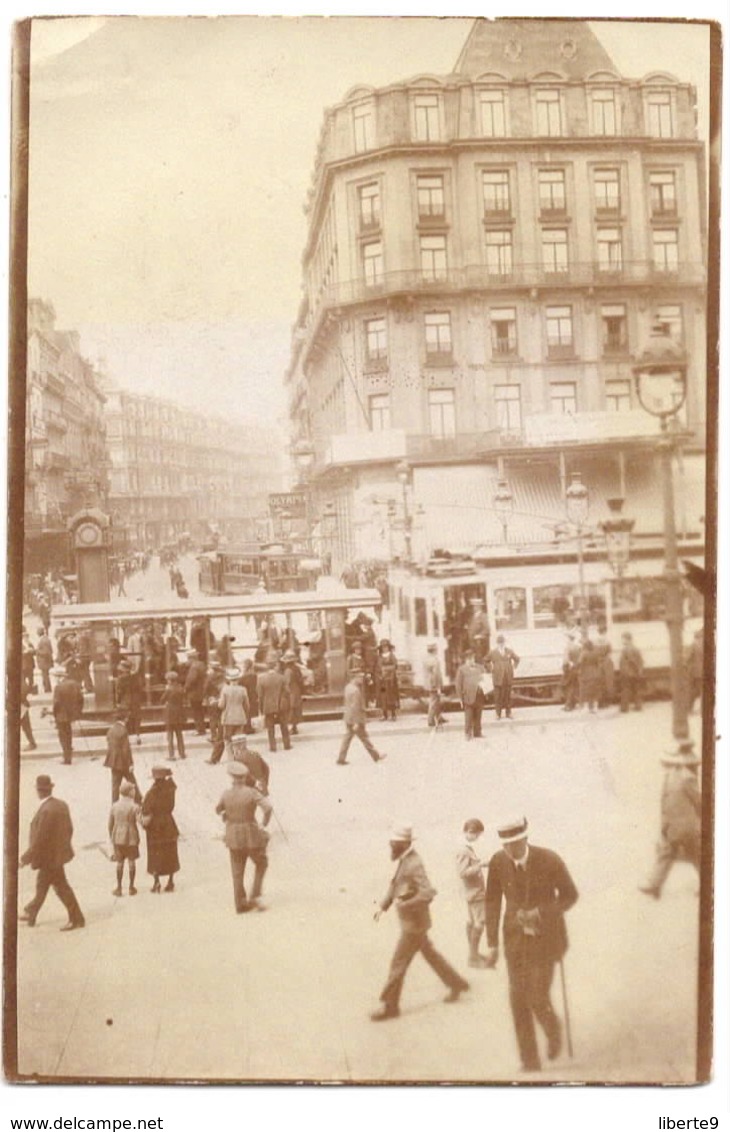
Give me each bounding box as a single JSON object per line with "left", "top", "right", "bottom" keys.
{"left": 639, "top": 742, "right": 701, "bottom": 899}
{"left": 108, "top": 781, "right": 141, "bottom": 896}
{"left": 485, "top": 816, "right": 578, "bottom": 1072}
{"left": 19, "top": 775, "right": 85, "bottom": 930}
{"left": 457, "top": 819, "right": 489, "bottom": 967}
{"left": 215, "top": 762, "right": 273, "bottom": 912}
{"left": 372, "top": 826, "right": 469, "bottom": 1020}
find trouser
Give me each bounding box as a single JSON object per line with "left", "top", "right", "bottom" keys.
{"left": 337, "top": 723, "right": 380, "bottom": 763}
{"left": 506, "top": 951, "right": 560, "bottom": 1070}
{"left": 40, "top": 668, "right": 52, "bottom": 693}
{"left": 25, "top": 865, "right": 84, "bottom": 926}
{"left": 110, "top": 768, "right": 142, "bottom": 804}
{"left": 208, "top": 704, "right": 222, "bottom": 742}
{"left": 190, "top": 698, "right": 206, "bottom": 734}
{"left": 228, "top": 847, "right": 268, "bottom": 912}
{"left": 21, "top": 712, "right": 36, "bottom": 747}
{"left": 645, "top": 833, "right": 700, "bottom": 893}
{"left": 427, "top": 690, "right": 444, "bottom": 727}
{"left": 494, "top": 683, "right": 512, "bottom": 718}
{"left": 380, "top": 929, "right": 464, "bottom": 1010}
{"left": 265, "top": 713, "right": 291, "bottom": 752}
{"left": 166, "top": 727, "right": 186, "bottom": 759}
{"left": 463, "top": 704, "right": 482, "bottom": 738}
{"left": 56, "top": 720, "right": 74, "bottom": 762}
{"left": 79, "top": 660, "right": 94, "bottom": 692}
{"left": 563, "top": 670, "right": 579, "bottom": 710}
{"left": 620, "top": 677, "right": 643, "bottom": 712}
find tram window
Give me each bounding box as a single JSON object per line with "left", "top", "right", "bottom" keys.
{"left": 494, "top": 587, "right": 527, "bottom": 631}
{"left": 611, "top": 577, "right": 667, "bottom": 622}
{"left": 574, "top": 585, "right": 607, "bottom": 626}
{"left": 414, "top": 597, "right": 428, "bottom": 636}
{"left": 533, "top": 584, "right": 574, "bottom": 627}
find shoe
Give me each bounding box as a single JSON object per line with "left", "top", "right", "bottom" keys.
{"left": 166, "top": 756, "right": 176, "bottom": 761}
{"left": 377, "top": 753, "right": 388, "bottom": 762}
{"left": 444, "top": 981, "right": 469, "bottom": 1003}
{"left": 59, "top": 758, "right": 72, "bottom": 764}
{"left": 336, "top": 760, "right": 350, "bottom": 766}
{"left": 26, "top": 742, "right": 38, "bottom": 751}
{"left": 112, "top": 887, "right": 123, "bottom": 897}
{"left": 468, "top": 956, "right": 490, "bottom": 969}
{"left": 60, "top": 920, "right": 85, "bottom": 932}
{"left": 164, "top": 880, "right": 175, "bottom": 893}
{"left": 18, "top": 913, "right": 36, "bottom": 926}
{"left": 496, "top": 714, "right": 502, "bottom": 720}
{"left": 136, "top": 737, "right": 142, "bottom": 746}
{"left": 638, "top": 885, "right": 660, "bottom": 899}
{"left": 521, "top": 1061, "right": 542, "bottom": 1073}
{"left": 506, "top": 713, "right": 513, "bottom": 719}
{"left": 129, "top": 886, "right": 137, "bottom": 896}
{"left": 205, "top": 759, "right": 219, "bottom": 765}
{"left": 152, "top": 881, "right": 161, "bottom": 893}
{"left": 370, "top": 1006, "right": 400, "bottom": 1022}
{"left": 547, "top": 1020, "right": 562, "bottom": 1060}
{"left": 249, "top": 900, "right": 267, "bottom": 912}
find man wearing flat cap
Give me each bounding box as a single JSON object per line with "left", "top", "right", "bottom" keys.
{"left": 484, "top": 816, "right": 578, "bottom": 1072}
{"left": 639, "top": 741, "right": 701, "bottom": 899}
{"left": 19, "top": 775, "right": 85, "bottom": 931}
{"left": 215, "top": 763, "right": 273, "bottom": 913}
{"left": 371, "top": 826, "right": 468, "bottom": 1020}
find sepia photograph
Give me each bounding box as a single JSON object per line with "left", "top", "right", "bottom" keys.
{"left": 3, "top": 7, "right": 724, "bottom": 1101}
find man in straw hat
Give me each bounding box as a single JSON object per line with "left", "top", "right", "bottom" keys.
{"left": 19, "top": 774, "right": 85, "bottom": 931}
{"left": 215, "top": 762, "right": 272, "bottom": 913}
{"left": 639, "top": 741, "right": 701, "bottom": 899}
{"left": 371, "top": 825, "right": 469, "bottom": 1021}
{"left": 484, "top": 816, "right": 578, "bottom": 1072}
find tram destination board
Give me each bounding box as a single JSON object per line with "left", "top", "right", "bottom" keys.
{"left": 268, "top": 491, "right": 308, "bottom": 518}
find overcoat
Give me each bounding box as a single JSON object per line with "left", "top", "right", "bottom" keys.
{"left": 380, "top": 847, "right": 436, "bottom": 934}
{"left": 20, "top": 797, "right": 75, "bottom": 870}
{"left": 485, "top": 845, "right": 578, "bottom": 964}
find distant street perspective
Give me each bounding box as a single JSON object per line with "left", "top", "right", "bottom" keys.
{"left": 11, "top": 15, "right": 713, "bottom": 1087}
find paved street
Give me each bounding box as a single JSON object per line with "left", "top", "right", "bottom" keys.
{"left": 15, "top": 699, "right": 702, "bottom": 1083}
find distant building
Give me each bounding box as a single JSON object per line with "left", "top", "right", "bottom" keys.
{"left": 25, "top": 299, "right": 109, "bottom": 576}
{"left": 285, "top": 18, "right": 706, "bottom": 568}
{"left": 103, "top": 384, "right": 283, "bottom": 550}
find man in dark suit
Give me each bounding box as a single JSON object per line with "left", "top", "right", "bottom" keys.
{"left": 52, "top": 665, "right": 84, "bottom": 764}
{"left": 371, "top": 826, "right": 469, "bottom": 1021}
{"left": 485, "top": 816, "right": 578, "bottom": 1072}
{"left": 454, "top": 650, "right": 485, "bottom": 739}
{"left": 256, "top": 660, "right": 291, "bottom": 753}
{"left": 485, "top": 634, "right": 520, "bottom": 720}
{"left": 184, "top": 649, "right": 208, "bottom": 735}
{"left": 104, "top": 711, "right": 141, "bottom": 803}
{"left": 19, "top": 775, "right": 85, "bottom": 931}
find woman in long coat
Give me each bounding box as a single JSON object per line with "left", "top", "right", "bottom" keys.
{"left": 376, "top": 641, "right": 400, "bottom": 721}
{"left": 141, "top": 766, "right": 180, "bottom": 893}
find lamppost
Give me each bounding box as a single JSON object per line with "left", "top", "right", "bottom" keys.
{"left": 633, "top": 321, "right": 690, "bottom": 743}
{"left": 395, "top": 459, "right": 414, "bottom": 563}
{"left": 291, "top": 438, "right": 316, "bottom": 551}
{"left": 492, "top": 477, "right": 514, "bottom": 544}
{"left": 565, "top": 471, "right": 589, "bottom": 630}
{"left": 599, "top": 497, "right": 635, "bottom": 579}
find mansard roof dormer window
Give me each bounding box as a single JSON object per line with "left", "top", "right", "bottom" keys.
{"left": 474, "top": 72, "right": 510, "bottom": 138}
{"left": 346, "top": 85, "right": 377, "bottom": 154}
{"left": 409, "top": 76, "right": 445, "bottom": 143}
{"left": 641, "top": 73, "right": 681, "bottom": 139}
{"left": 530, "top": 74, "right": 567, "bottom": 138}
{"left": 586, "top": 70, "right": 623, "bottom": 137}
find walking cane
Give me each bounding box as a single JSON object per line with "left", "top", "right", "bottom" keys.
{"left": 559, "top": 957, "right": 574, "bottom": 1058}
{"left": 269, "top": 807, "right": 290, "bottom": 845}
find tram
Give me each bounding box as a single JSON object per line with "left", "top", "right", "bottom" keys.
{"left": 386, "top": 543, "right": 705, "bottom": 704}
{"left": 197, "top": 544, "right": 324, "bottom": 596}
{"left": 50, "top": 587, "right": 382, "bottom": 724}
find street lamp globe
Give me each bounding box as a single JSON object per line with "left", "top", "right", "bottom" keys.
{"left": 565, "top": 472, "right": 589, "bottom": 526}
{"left": 632, "top": 321, "right": 688, "bottom": 426}
{"left": 492, "top": 477, "right": 514, "bottom": 544}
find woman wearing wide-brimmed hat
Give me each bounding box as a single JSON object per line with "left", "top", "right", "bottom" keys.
{"left": 141, "top": 765, "right": 180, "bottom": 893}
{"left": 160, "top": 671, "right": 186, "bottom": 760}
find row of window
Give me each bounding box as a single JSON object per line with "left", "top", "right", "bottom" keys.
{"left": 367, "top": 375, "right": 644, "bottom": 437}
{"left": 352, "top": 86, "right": 678, "bottom": 152}
{"left": 362, "top": 168, "right": 678, "bottom": 230}
{"left": 363, "top": 302, "right": 683, "bottom": 365}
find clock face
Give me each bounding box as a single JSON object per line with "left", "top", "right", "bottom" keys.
{"left": 77, "top": 522, "right": 101, "bottom": 546}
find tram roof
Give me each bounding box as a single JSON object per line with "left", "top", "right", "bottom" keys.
{"left": 49, "top": 588, "right": 382, "bottom": 625}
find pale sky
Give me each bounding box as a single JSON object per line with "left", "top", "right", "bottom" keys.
{"left": 26, "top": 16, "right": 711, "bottom": 428}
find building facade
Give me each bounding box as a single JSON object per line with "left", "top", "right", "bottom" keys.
{"left": 25, "top": 299, "right": 109, "bottom": 575}
{"left": 103, "top": 385, "right": 283, "bottom": 550}
{"left": 286, "top": 19, "right": 707, "bottom": 569}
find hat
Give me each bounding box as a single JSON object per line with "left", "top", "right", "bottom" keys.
{"left": 390, "top": 825, "right": 413, "bottom": 843}
{"left": 35, "top": 774, "right": 54, "bottom": 791}
{"left": 151, "top": 765, "right": 172, "bottom": 779}
{"left": 208, "top": 660, "right": 223, "bottom": 671}
{"left": 463, "top": 818, "right": 485, "bottom": 834}
{"left": 229, "top": 732, "right": 248, "bottom": 747}
{"left": 227, "top": 762, "right": 251, "bottom": 779}
{"left": 119, "top": 780, "right": 136, "bottom": 797}
{"left": 497, "top": 816, "right": 529, "bottom": 844}
{"left": 378, "top": 640, "right": 392, "bottom": 651}
{"left": 661, "top": 741, "right": 701, "bottom": 768}
{"left": 281, "top": 651, "right": 297, "bottom": 662}
{"left": 225, "top": 667, "right": 242, "bottom": 680}
{"left": 165, "top": 671, "right": 179, "bottom": 681}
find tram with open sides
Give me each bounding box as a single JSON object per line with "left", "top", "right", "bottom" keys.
{"left": 50, "top": 588, "right": 382, "bottom": 725}
{"left": 197, "top": 544, "right": 324, "bottom": 596}
{"left": 386, "top": 542, "right": 704, "bottom": 705}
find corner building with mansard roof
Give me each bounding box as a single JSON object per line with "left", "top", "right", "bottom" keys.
{"left": 285, "top": 19, "right": 707, "bottom": 570}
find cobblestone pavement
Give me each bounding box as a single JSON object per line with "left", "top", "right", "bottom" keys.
{"left": 13, "top": 699, "right": 704, "bottom": 1084}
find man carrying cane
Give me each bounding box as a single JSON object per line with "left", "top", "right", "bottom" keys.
{"left": 484, "top": 816, "right": 578, "bottom": 1073}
